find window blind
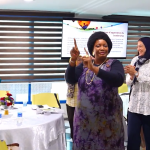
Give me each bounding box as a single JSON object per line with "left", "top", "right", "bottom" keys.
{"left": 0, "top": 11, "right": 74, "bottom": 83}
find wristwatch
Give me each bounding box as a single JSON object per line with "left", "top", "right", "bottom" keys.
{"left": 135, "top": 71, "right": 138, "bottom": 77}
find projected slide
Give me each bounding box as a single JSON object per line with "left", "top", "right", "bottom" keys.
{"left": 61, "top": 20, "right": 128, "bottom": 58}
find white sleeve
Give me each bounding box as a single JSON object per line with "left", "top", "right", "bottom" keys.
{"left": 137, "top": 61, "right": 150, "bottom": 84}
{"left": 126, "top": 74, "right": 133, "bottom": 86}
{"left": 126, "top": 56, "right": 138, "bottom": 86}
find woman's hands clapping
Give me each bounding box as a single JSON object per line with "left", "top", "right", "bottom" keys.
{"left": 124, "top": 65, "right": 136, "bottom": 80}
{"left": 124, "top": 65, "right": 136, "bottom": 76}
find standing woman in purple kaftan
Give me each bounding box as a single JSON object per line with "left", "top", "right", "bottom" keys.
{"left": 65, "top": 31, "right": 125, "bottom": 150}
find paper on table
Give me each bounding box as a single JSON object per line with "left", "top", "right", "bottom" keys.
{"left": 50, "top": 108, "right": 64, "bottom": 114}
{"left": 36, "top": 107, "right": 51, "bottom": 115}
{"left": 31, "top": 105, "right": 49, "bottom": 110}
{"left": 42, "top": 105, "right": 64, "bottom": 114}
{"left": 32, "top": 105, "right": 64, "bottom": 114}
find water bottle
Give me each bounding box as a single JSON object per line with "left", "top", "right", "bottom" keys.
{"left": 17, "top": 112, "right": 23, "bottom": 125}
{"left": 23, "top": 101, "right": 27, "bottom": 112}
{"left": 0, "top": 113, "right": 2, "bottom": 124}
{"left": 23, "top": 101, "right": 27, "bottom": 107}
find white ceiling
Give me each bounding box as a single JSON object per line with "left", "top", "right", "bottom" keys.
{"left": 0, "top": 0, "right": 150, "bottom": 18}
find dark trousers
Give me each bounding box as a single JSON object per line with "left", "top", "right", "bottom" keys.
{"left": 66, "top": 104, "right": 75, "bottom": 139}
{"left": 127, "top": 111, "right": 150, "bottom": 150}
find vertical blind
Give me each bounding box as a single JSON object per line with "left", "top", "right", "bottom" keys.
{"left": 0, "top": 11, "right": 74, "bottom": 83}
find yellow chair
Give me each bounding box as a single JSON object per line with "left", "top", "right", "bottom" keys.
{"left": 118, "top": 83, "right": 128, "bottom": 94}
{"left": 0, "top": 91, "right": 9, "bottom": 97}
{"left": 32, "top": 93, "right": 61, "bottom": 108}
{"left": 0, "top": 141, "right": 19, "bottom": 150}
{"left": 0, "top": 140, "right": 7, "bottom": 150}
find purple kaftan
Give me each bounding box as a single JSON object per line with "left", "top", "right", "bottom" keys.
{"left": 73, "top": 59, "right": 124, "bottom": 150}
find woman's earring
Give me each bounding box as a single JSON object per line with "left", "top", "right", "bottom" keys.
{"left": 92, "top": 51, "right": 95, "bottom": 56}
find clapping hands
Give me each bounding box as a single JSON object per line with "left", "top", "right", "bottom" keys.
{"left": 124, "top": 65, "right": 136, "bottom": 77}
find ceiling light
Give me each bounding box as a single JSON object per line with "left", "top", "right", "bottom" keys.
{"left": 24, "top": 0, "right": 33, "bottom": 1}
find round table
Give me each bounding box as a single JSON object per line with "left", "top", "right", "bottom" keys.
{"left": 0, "top": 106, "right": 66, "bottom": 150}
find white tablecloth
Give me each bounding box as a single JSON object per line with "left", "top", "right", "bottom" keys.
{"left": 0, "top": 106, "right": 66, "bottom": 150}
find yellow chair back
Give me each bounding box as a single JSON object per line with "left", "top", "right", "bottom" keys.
{"left": 0, "top": 91, "right": 9, "bottom": 97}
{"left": 118, "top": 83, "right": 128, "bottom": 94}
{"left": 0, "top": 140, "right": 8, "bottom": 150}
{"left": 32, "top": 93, "right": 60, "bottom": 108}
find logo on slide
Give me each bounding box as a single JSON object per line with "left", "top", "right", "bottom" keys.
{"left": 78, "top": 21, "right": 91, "bottom": 30}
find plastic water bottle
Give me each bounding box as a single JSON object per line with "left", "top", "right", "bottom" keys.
{"left": 23, "top": 101, "right": 27, "bottom": 107}
{"left": 23, "top": 101, "right": 27, "bottom": 112}
{"left": 0, "top": 113, "right": 2, "bottom": 123}
{"left": 17, "top": 112, "right": 23, "bottom": 125}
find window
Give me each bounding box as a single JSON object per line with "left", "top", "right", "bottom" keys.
{"left": 0, "top": 11, "right": 74, "bottom": 83}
